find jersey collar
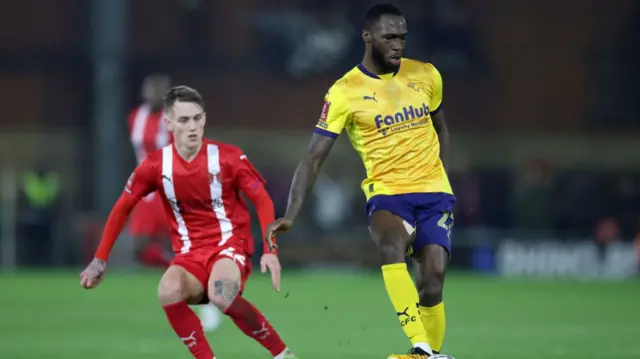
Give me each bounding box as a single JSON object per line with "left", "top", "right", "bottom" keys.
{"left": 357, "top": 62, "right": 400, "bottom": 79}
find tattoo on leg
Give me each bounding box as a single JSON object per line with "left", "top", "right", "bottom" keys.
{"left": 214, "top": 279, "right": 240, "bottom": 302}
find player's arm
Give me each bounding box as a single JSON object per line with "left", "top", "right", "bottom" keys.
{"left": 234, "top": 153, "right": 277, "bottom": 254}
{"left": 93, "top": 160, "right": 157, "bottom": 262}
{"left": 283, "top": 86, "right": 350, "bottom": 223}
{"left": 234, "top": 151, "right": 284, "bottom": 291}
{"left": 284, "top": 134, "right": 335, "bottom": 221}
{"left": 265, "top": 85, "right": 349, "bottom": 248}
{"left": 429, "top": 65, "right": 450, "bottom": 172}
{"left": 81, "top": 160, "right": 157, "bottom": 289}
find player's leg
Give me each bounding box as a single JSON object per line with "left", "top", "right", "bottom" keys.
{"left": 158, "top": 265, "right": 214, "bottom": 359}
{"left": 415, "top": 246, "right": 448, "bottom": 354}
{"left": 412, "top": 195, "right": 454, "bottom": 357}
{"left": 140, "top": 211, "right": 222, "bottom": 331}
{"left": 139, "top": 197, "right": 222, "bottom": 332}
{"left": 207, "top": 256, "right": 294, "bottom": 359}
{"left": 368, "top": 206, "right": 432, "bottom": 356}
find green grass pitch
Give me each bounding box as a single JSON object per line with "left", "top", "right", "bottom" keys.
{"left": 0, "top": 270, "right": 638, "bottom": 359}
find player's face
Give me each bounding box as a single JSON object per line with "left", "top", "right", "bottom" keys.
{"left": 366, "top": 15, "right": 407, "bottom": 71}
{"left": 141, "top": 76, "right": 170, "bottom": 107}
{"left": 166, "top": 101, "right": 206, "bottom": 148}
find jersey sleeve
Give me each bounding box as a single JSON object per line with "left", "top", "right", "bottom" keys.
{"left": 95, "top": 155, "right": 157, "bottom": 261}
{"left": 234, "top": 152, "right": 267, "bottom": 191}
{"left": 429, "top": 65, "right": 443, "bottom": 113}
{"left": 232, "top": 151, "right": 277, "bottom": 253}
{"left": 123, "top": 158, "right": 157, "bottom": 200}
{"left": 313, "top": 85, "right": 350, "bottom": 139}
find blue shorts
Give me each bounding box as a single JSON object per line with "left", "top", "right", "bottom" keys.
{"left": 366, "top": 193, "right": 456, "bottom": 257}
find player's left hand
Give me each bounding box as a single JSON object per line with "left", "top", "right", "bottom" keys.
{"left": 260, "top": 253, "right": 281, "bottom": 292}
{"left": 80, "top": 258, "right": 107, "bottom": 289}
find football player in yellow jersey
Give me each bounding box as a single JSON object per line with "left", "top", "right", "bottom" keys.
{"left": 266, "top": 4, "right": 454, "bottom": 359}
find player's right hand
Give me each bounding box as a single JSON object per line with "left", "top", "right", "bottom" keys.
{"left": 80, "top": 258, "right": 107, "bottom": 289}
{"left": 265, "top": 218, "right": 294, "bottom": 251}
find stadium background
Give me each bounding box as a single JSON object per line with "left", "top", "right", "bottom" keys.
{"left": 0, "top": 0, "right": 639, "bottom": 358}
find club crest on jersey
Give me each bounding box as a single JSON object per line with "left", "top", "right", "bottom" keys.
{"left": 374, "top": 103, "right": 430, "bottom": 136}
{"left": 407, "top": 81, "right": 428, "bottom": 95}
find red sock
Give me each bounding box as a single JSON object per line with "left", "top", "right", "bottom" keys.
{"left": 139, "top": 242, "right": 171, "bottom": 267}
{"left": 163, "top": 301, "right": 214, "bottom": 359}
{"left": 224, "top": 296, "right": 287, "bottom": 357}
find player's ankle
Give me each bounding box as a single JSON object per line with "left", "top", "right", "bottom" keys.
{"left": 274, "top": 347, "right": 290, "bottom": 359}
{"left": 413, "top": 343, "right": 433, "bottom": 355}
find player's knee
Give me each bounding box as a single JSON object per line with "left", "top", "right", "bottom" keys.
{"left": 418, "top": 266, "right": 445, "bottom": 306}
{"left": 208, "top": 278, "right": 240, "bottom": 311}
{"left": 157, "top": 278, "right": 185, "bottom": 305}
{"left": 376, "top": 237, "right": 406, "bottom": 264}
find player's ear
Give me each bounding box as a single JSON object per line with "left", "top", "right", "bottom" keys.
{"left": 362, "top": 29, "right": 371, "bottom": 43}
{"left": 165, "top": 116, "right": 175, "bottom": 132}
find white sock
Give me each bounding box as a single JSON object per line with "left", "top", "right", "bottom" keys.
{"left": 274, "top": 347, "right": 289, "bottom": 359}
{"left": 414, "top": 343, "right": 434, "bottom": 355}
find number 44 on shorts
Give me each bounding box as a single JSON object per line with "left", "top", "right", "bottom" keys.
{"left": 437, "top": 212, "right": 454, "bottom": 241}
{"left": 220, "top": 248, "right": 246, "bottom": 267}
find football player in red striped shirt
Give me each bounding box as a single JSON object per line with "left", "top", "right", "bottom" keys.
{"left": 129, "top": 74, "right": 222, "bottom": 332}
{"left": 81, "top": 86, "right": 297, "bottom": 359}
{"left": 127, "top": 74, "right": 172, "bottom": 268}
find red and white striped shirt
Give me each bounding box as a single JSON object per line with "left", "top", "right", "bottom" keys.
{"left": 94, "top": 139, "right": 276, "bottom": 261}
{"left": 128, "top": 104, "right": 171, "bottom": 164}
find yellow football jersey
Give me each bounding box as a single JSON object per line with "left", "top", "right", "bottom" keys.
{"left": 314, "top": 58, "right": 453, "bottom": 200}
